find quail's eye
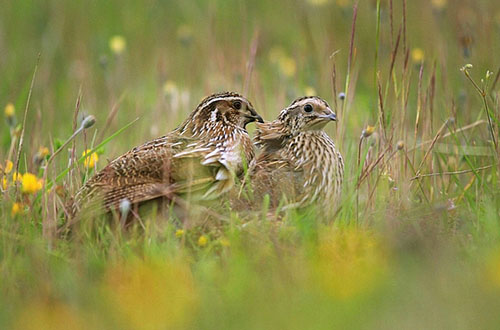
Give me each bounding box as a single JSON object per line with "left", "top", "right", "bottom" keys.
{"left": 233, "top": 101, "right": 242, "bottom": 110}
{"left": 304, "top": 104, "right": 313, "bottom": 113}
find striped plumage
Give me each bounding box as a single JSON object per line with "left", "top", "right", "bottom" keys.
{"left": 74, "top": 92, "right": 262, "bottom": 215}
{"left": 250, "top": 96, "right": 344, "bottom": 212}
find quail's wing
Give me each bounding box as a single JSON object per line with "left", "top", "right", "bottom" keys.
{"left": 74, "top": 134, "right": 182, "bottom": 211}
{"left": 172, "top": 128, "right": 246, "bottom": 199}
{"left": 253, "top": 120, "right": 287, "bottom": 152}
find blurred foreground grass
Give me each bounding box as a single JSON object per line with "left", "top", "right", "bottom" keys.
{"left": 1, "top": 0, "right": 500, "bottom": 329}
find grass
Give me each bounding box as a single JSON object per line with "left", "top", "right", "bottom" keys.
{"left": 1, "top": 0, "right": 500, "bottom": 329}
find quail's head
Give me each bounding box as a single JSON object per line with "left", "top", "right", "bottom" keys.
{"left": 193, "top": 92, "right": 263, "bottom": 128}
{"left": 277, "top": 96, "right": 336, "bottom": 135}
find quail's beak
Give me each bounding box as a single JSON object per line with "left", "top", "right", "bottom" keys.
{"left": 247, "top": 109, "right": 264, "bottom": 123}
{"left": 318, "top": 108, "right": 337, "bottom": 122}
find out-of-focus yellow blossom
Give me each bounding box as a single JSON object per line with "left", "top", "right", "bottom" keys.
{"left": 485, "top": 248, "right": 500, "bottom": 289}
{"left": 38, "top": 146, "right": 50, "bottom": 158}
{"left": 11, "top": 202, "right": 21, "bottom": 217}
{"left": 198, "top": 235, "right": 208, "bottom": 247}
{"left": 21, "top": 173, "right": 43, "bottom": 194}
{"left": 110, "top": 35, "right": 126, "bottom": 55}
{"left": 103, "top": 258, "right": 198, "bottom": 330}
{"left": 2, "top": 177, "right": 7, "bottom": 190}
{"left": 431, "top": 0, "right": 447, "bottom": 10}
{"left": 175, "top": 229, "right": 184, "bottom": 238}
{"left": 306, "top": 0, "right": 330, "bottom": 6}
{"left": 336, "top": 0, "right": 350, "bottom": 8}
{"left": 313, "top": 227, "right": 389, "bottom": 299}
{"left": 4, "top": 103, "right": 15, "bottom": 118}
{"left": 411, "top": 48, "right": 424, "bottom": 63}
{"left": 12, "top": 299, "right": 86, "bottom": 330}
{"left": 163, "top": 80, "right": 179, "bottom": 95}
{"left": 176, "top": 24, "right": 193, "bottom": 44}
{"left": 278, "top": 57, "right": 297, "bottom": 78}
{"left": 362, "top": 125, "right": 376, "bottom": 138}
{"left": 12, "top": 172, "right": 22, "bottom": 182}
{"left": 268, "top": 46, "right": 298, "bottom": 77}
{"left": 304, "top": 86, "right": 317, "bottom": 96}
{"left": 219, "top": 238, "right": 230, "bottom": 247}
{"left": 4, "top": 160, "right": 13, "bottom": 173}
{"left": 82, "top": 149, "right": 99, "bottom": 168}
{"left": 269, "top": 47, "right": 286, "bottom": 64}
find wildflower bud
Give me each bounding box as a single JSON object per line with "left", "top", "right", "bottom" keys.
{"left": 4, "top": 103, "right": 15, "bottom": 118}
{"left": 460, "top": 64, "right": 473, "bottom": 72}
{"left": 81, "top": 115, "right": 96, "bottom": 129}
{"left": 176, "top": 25, "right": 193, "bottom": 46}
{"left": 198, "top": 235, "right": 208, "bottom": 247}
{"left": 396, "top": 140, "right": 404, "bottom": 150}
{"left": 304, "top": 86, "right": 317, "bottom": 96}
{"left": 4, "top": 103, "right": 16, "bottom": 127}
{"left": 486, "top": 70, "right": 493, "bottom": 79}
{"left": 119, "top": 198, "right": 131, "bottom": 217}
{"left": 362, "top": 125, "right": 375, "bottom": 138}
{"left": 338, "top": 92, "right": 346, "bottom": 100}
{"left": 411, "top": 48, "right": 424, "bottom": 63}
{"left": 109, "top": 35, "right": 126, "bottom": 55}
{"left": 11, "top": 202, "right": 22, "bottom": 217}
{"left": 163, "top": 81, "right": 178, "bottom": 96}
{"left": 4, "top": 160, "right": 13, "bottom": 174}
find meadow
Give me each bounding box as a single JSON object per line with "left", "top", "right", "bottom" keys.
{"left": 1, "top": 0, "right": 500, "bottom": 329}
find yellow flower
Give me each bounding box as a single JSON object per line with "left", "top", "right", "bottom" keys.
{"left": 314, "top": 227, "right": 388, "bottom": 299}
{"left": 176, "top": 25, "right": 193, "bottom": 44}
{"left": 2, "top": 177, "right": 7, "bottom": 190}
{"left": 21, "top": 173, "right": 43, "bottom": 194}
{"left": 4, "top": 160, "right": 13, "bottom": 174}
{"left": 11, "top": 203, "right": 21, "bottom": 217}
{"left": 362, "top": 125, "right": 375, "bottom": 138}
{"left": 306, "top": 0, "right": 330, "bottom": 6}
{"left": 110, "top": 35, "right": 126, "bottom": 55}
{"left": 198, "top": 235, "right": 208, "bottom": 247}
{"left": 268, "top": 46, "right": 286, "bottom": 64}
{"left": 219, "top": 238, "right": 230, "bottom": 247}
{"left": 431, "top": 0, "right": 447, "bottom": 10}
{"left": 278, "top": 56, "right": 297, "bottom": 78}
{"left": 4, "top": 103, "right": 15, "bottom": 118}
{"left": 336, "top": 0, "right": 350, "bottom": 8}
{"left": 269, "top": 46, "right": 297, "bottom": 77}
{"left": 163, "top": 80, "right": 178, "bottom": 95}
{"left": 82, "top": 149, "right": 99, "bottom": 168}
{"left": 304, "top": 86, "right": 317, "bottom": 96}
{"left": 175, "top": 229, "right": 184, "bottom": 238}
{"left": 485, "top": 248, "right": 500, "bottom": 289}
{"left": 38, "top": 146, "right": 50, "bottom": 158}
{"left": 411, "top": 48, "right": 424, "bottom": 63}
{"left": 103, "top": 258, "right": 198, "bottom": 330}
{"left": 12, "top": 172, "right": 22, "bottom": 182}
{"left": 12, "top": 299, "right": 86, "bottom": 330}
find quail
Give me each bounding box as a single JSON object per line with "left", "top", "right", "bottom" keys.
{"left": 250, "top": 96, "right": 343, "bottom": 212}
{"left": 74, "top": 91, "right": 263, "bottom": 216}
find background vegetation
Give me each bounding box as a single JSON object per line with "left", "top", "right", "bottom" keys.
{"left": 1, "top": 0, "right": 500, "bottom": 329}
